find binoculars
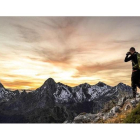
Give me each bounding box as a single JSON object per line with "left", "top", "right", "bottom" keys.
{"left": 126, "top": 52, "right": 131, "bottom": 55}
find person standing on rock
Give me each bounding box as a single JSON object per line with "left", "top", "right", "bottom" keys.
{"left": 124, "top": 47, "right": 140, "bottom": 98}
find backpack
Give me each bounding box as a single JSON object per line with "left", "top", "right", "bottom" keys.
{"left": 132, "top": 52, "right": 140, "bottom": 69}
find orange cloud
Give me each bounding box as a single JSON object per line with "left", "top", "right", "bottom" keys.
{"left": 1, "top": 17, "right": 140, "bottom": 90}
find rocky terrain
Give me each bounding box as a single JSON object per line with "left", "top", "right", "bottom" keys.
{"left": 0, "top": 78, "right": 134, "bottom": 123}
{"left": 72, "top": 95, "right": 140, "bottom": 123}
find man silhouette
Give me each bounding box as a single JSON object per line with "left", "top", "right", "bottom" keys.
{"left": 124, "top": 47, "right": 140, "bottom": 98}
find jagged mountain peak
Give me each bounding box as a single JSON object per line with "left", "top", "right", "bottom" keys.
{"left": 21, "top": 90, "right": 27, "bottom": 94}
{"left": 96, "top": 81, "right": 107, "bottom": 87}
{"left": 116, "top": 82, "right": 127, "bottom": 87}
{"left": 42, "top": 77, "right": 57, "bottom": 88}
{"left": 79, "top": 82, "right": 91, "bottom": 88}
{"left": 13, "top": 90, "right": 20, "bottom": 95}
{"left": 57, "top": 82, "right": 65, "bottom": 86}
{"left": 0, "top": 82, "right": 4, "bottom": 88}
{"left": 44, "top": 77, "right": 56, "bottom": 85}
{"left": 40, "top": 77, "right": 57, "bottom": 95}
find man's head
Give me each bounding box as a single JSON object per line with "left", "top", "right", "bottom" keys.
{"left": 129, "top": 47, "right": 136, "bottom": 55}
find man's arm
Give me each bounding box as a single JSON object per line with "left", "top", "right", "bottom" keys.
{"left": 124, "top": 54, "right": 132, "bottom": 62}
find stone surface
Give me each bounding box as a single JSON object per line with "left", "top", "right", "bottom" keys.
{"left": 73, "top": 113, "right": 99, "bottom": 123}
{"left": 73, "top": 96, "right": 140, "bottom": 123}
{"left": 110, "top": 106, "right": 121, "bottom": 115}
{"left": 117, "top": 96, "right": 126, "bottom": 107}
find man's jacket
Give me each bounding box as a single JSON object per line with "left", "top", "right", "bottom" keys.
{"left": 124, "top": 51, "right": 139, "bottom": 70}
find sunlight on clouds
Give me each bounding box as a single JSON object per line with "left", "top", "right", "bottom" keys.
{"left": 55, "top": 69, "right": 77, "bottom": 79}
{"left": 1, "top": 77, "right": 14, "bottom": 82}
{"left": 11, "top": 69, "right": 38, "bottom": 77}
{"left": 60, "top": 76, "right": 101, "bottom": 87}
{"left": 1, "top": 17, "right": 140, "bottom": 89}
{"left": 21, "top": 86, "right": 32, "bottom": 90}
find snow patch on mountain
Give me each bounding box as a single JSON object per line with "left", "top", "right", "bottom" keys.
{"left": 53, "top": 81, "right": 132, "bottom": 104}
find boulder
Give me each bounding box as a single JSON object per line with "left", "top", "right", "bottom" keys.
{"left": 103, "top": 112, "right": 111, "bottom": 120}
{"left": 117, "top": 96, "right": 126, "bottom": 107}
{"left": 73, "top": 113, "right": 100, "bottom": 123}
{"left": 136, "top": 97, "right": 140, "bottom": 103}
{"left": 136, "top": 94, "right": 140, "bottom": 98}
{"left": 109, "top": 106, "right": 121, "bottom": 115}
{"left": 130, "top": 99, "right": 137, "bottom": 106}
{"left": 122, "top": 98, "right": 140, "bottom": 111}
{"left": 124, "top": 103, "right": 133, "bottom": 111}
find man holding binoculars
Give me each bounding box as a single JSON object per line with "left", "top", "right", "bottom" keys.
{"left": 124, "top": 47, "right": 140, "bottom": 99}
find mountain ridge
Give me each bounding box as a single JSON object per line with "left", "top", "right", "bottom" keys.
{"left": 0, "top": 77, "right": 131, "bottom": 91}
{"left": 0, "top": 77, "right": 134, "bottom": 123}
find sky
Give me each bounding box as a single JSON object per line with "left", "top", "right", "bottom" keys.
{"left": 0, "top": 16, "right": 140, "bottom": 90}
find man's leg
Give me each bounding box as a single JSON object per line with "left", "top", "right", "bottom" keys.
{"left": 131, "top": 71, "right": 137, "bottom": 98}
{"left": 137, "top": 70, "right": 140, "bottom": 89}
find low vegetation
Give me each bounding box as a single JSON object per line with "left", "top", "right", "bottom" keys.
{"left": 123, "top": 102, "right": 140, "bottom": 123}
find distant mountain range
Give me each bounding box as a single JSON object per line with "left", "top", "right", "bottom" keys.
{"left": 0, "top": 78, "right": 133, "bottom": 123}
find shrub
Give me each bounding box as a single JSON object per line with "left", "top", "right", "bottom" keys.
{"left": 123, "top": 103, "right": 140, "bottom": 123}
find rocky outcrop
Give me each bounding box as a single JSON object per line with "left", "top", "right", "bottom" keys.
{"left": 73, "top": 112, "right": 104, "bottom": 123}
{"left": 72, "top": 94, "right": 140, "bottom": 123}
{"left": 0, "top": 83, "right": 4, "bottom": 88}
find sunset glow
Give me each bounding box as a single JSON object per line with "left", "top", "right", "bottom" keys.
{"left": 0, "top": 17, "right": 140, "bottom": 90}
